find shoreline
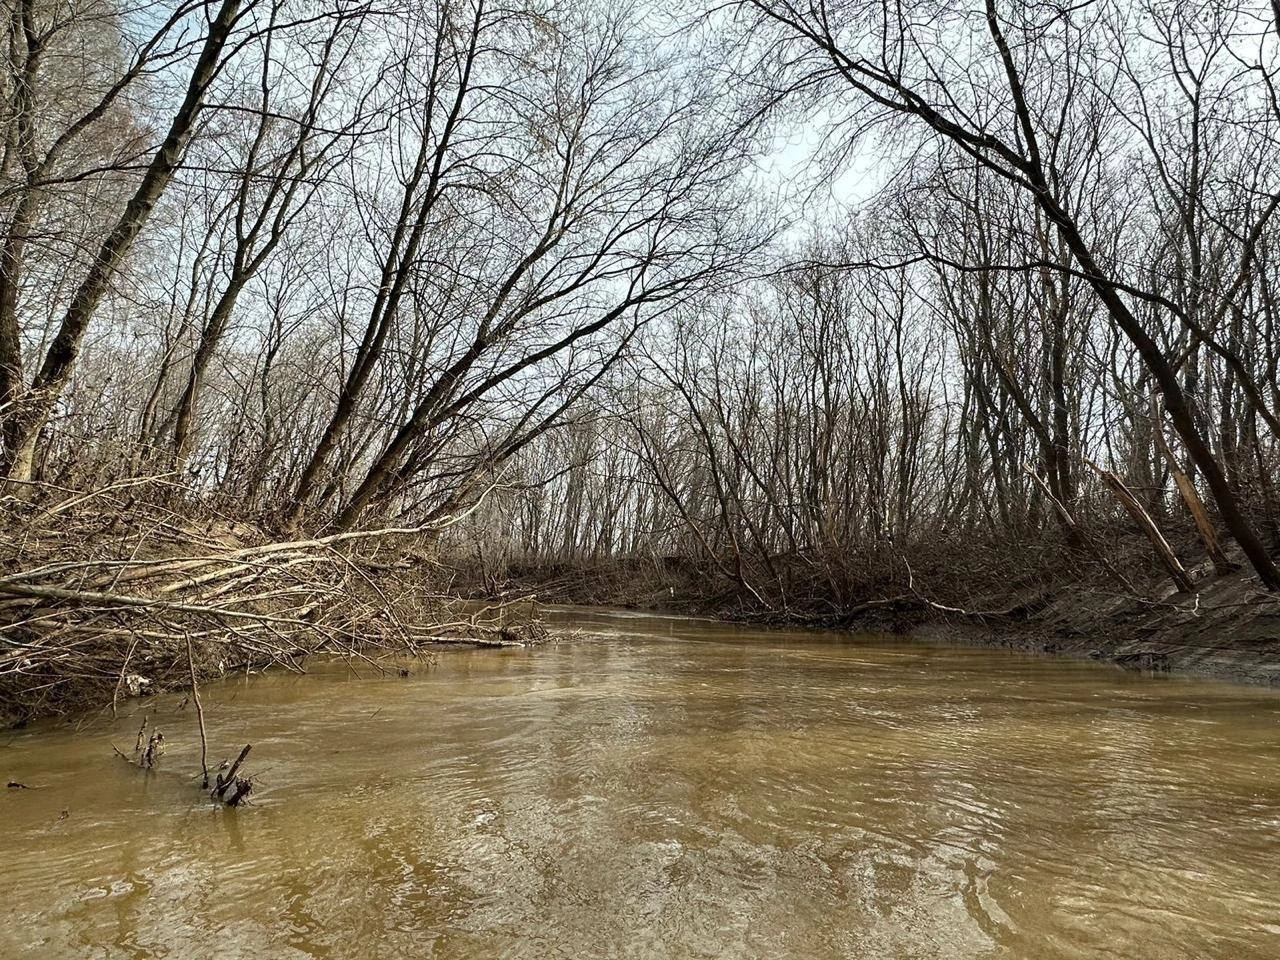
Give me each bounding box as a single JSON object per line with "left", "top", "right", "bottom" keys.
{"left": 7, "top": 588, "right": 1277, "bottom": 733}
{"left": 485, "top": 561, "right": 1280, "bottom": 687}
{"left": 9, "top": 562, "right": 1280, "bottom": 731}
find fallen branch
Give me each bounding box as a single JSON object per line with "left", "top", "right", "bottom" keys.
{"left": 425, "top": 635, "right": 528, "bottom": 648}
{"left": 213, "top": 744, "right": 253, "bottom": 806}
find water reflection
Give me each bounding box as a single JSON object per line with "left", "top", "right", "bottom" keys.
{"left": 3, "top": 611, "right": 1280, "bottom": 958}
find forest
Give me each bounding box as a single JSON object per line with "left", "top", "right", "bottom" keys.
{"left": 5, "top": 0, "right": 1280, "bottom": 712}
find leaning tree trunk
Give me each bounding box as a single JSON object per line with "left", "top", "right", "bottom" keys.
{"left": 2, "top": 0, "right": 244, "bottom": 482}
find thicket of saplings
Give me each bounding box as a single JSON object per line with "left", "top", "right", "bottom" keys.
{"left": 4, "top": 0, "right": 1280, "bottom": 751}
{"left": 445, "top": 2, "right": 1280, "bottom": 619}
{"left": 453, "top": 258, "right": 1279, "bottom": 622}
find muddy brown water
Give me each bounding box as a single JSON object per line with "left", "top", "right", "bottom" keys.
{"left": 3, "top": 609, "right": 1280, "bottom": 959}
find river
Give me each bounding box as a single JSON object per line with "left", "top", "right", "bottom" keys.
{"left": 3, "top": 608, "right": 1280, "bottom": 958}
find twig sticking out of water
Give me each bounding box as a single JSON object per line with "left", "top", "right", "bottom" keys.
{"left": 185, "top": 634, "right": 209, "bottom": 788}
{"left": 140, "top": 731, "right": 164, "bottom": 768}
{"left": 212, "top": 743, "right": 253, "bottom": 806}
{"left": 113, "top": 716, "right": 164, "bottom": 769}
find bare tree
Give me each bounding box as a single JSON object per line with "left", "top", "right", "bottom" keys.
{"left": 732, "top": 0, "right": 1280, "bottom": 588}
{"left": 1, "top": 0, "right": 252, "bottom": 482}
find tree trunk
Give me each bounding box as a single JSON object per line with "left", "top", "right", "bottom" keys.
{"left": 2, "top": 0, "right": 243, "bottom": 482}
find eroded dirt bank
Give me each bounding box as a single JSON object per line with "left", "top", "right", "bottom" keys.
{"left": 988, "top": 575, "right": 1280, "bottom": 685}
{"left": 473, "top": 556, "right": 1280, "bottom": 686}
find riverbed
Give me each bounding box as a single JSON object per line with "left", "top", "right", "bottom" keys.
{"left": 3, "top": 609, "right": 1280, "bottom": 958}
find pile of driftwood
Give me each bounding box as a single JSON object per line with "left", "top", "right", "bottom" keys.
{"left": 0, "top": 478, "right": 406, "bottom": 717}
{"left": 0, "top": 477, "right": 552, "bottom": 809}
{"left": 0, "top": 476, "right": 546, "bottom": 722}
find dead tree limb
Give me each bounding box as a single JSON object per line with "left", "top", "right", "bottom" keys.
{"left": 1085, "top": 459, "right": 1196, "bottom": 593}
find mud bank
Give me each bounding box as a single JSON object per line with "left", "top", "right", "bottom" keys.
{"left": 980, "top": 575, "right": 1280, "bottom": 685}
{"left": 478, "top": 557, "right": 1280, "bottom": 686}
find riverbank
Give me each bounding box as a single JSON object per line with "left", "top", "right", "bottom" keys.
{"left": 989, "top": 571, "right": 1280, "bottom": 684}
{"left": 0, "top": 481, "right": 549, "bottom": 727}
{"left": 8, "top": 476, "right": 1280, "bottom": 729}
{"left": 467, "top": 553, "right": 1280, "bottom": 686}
